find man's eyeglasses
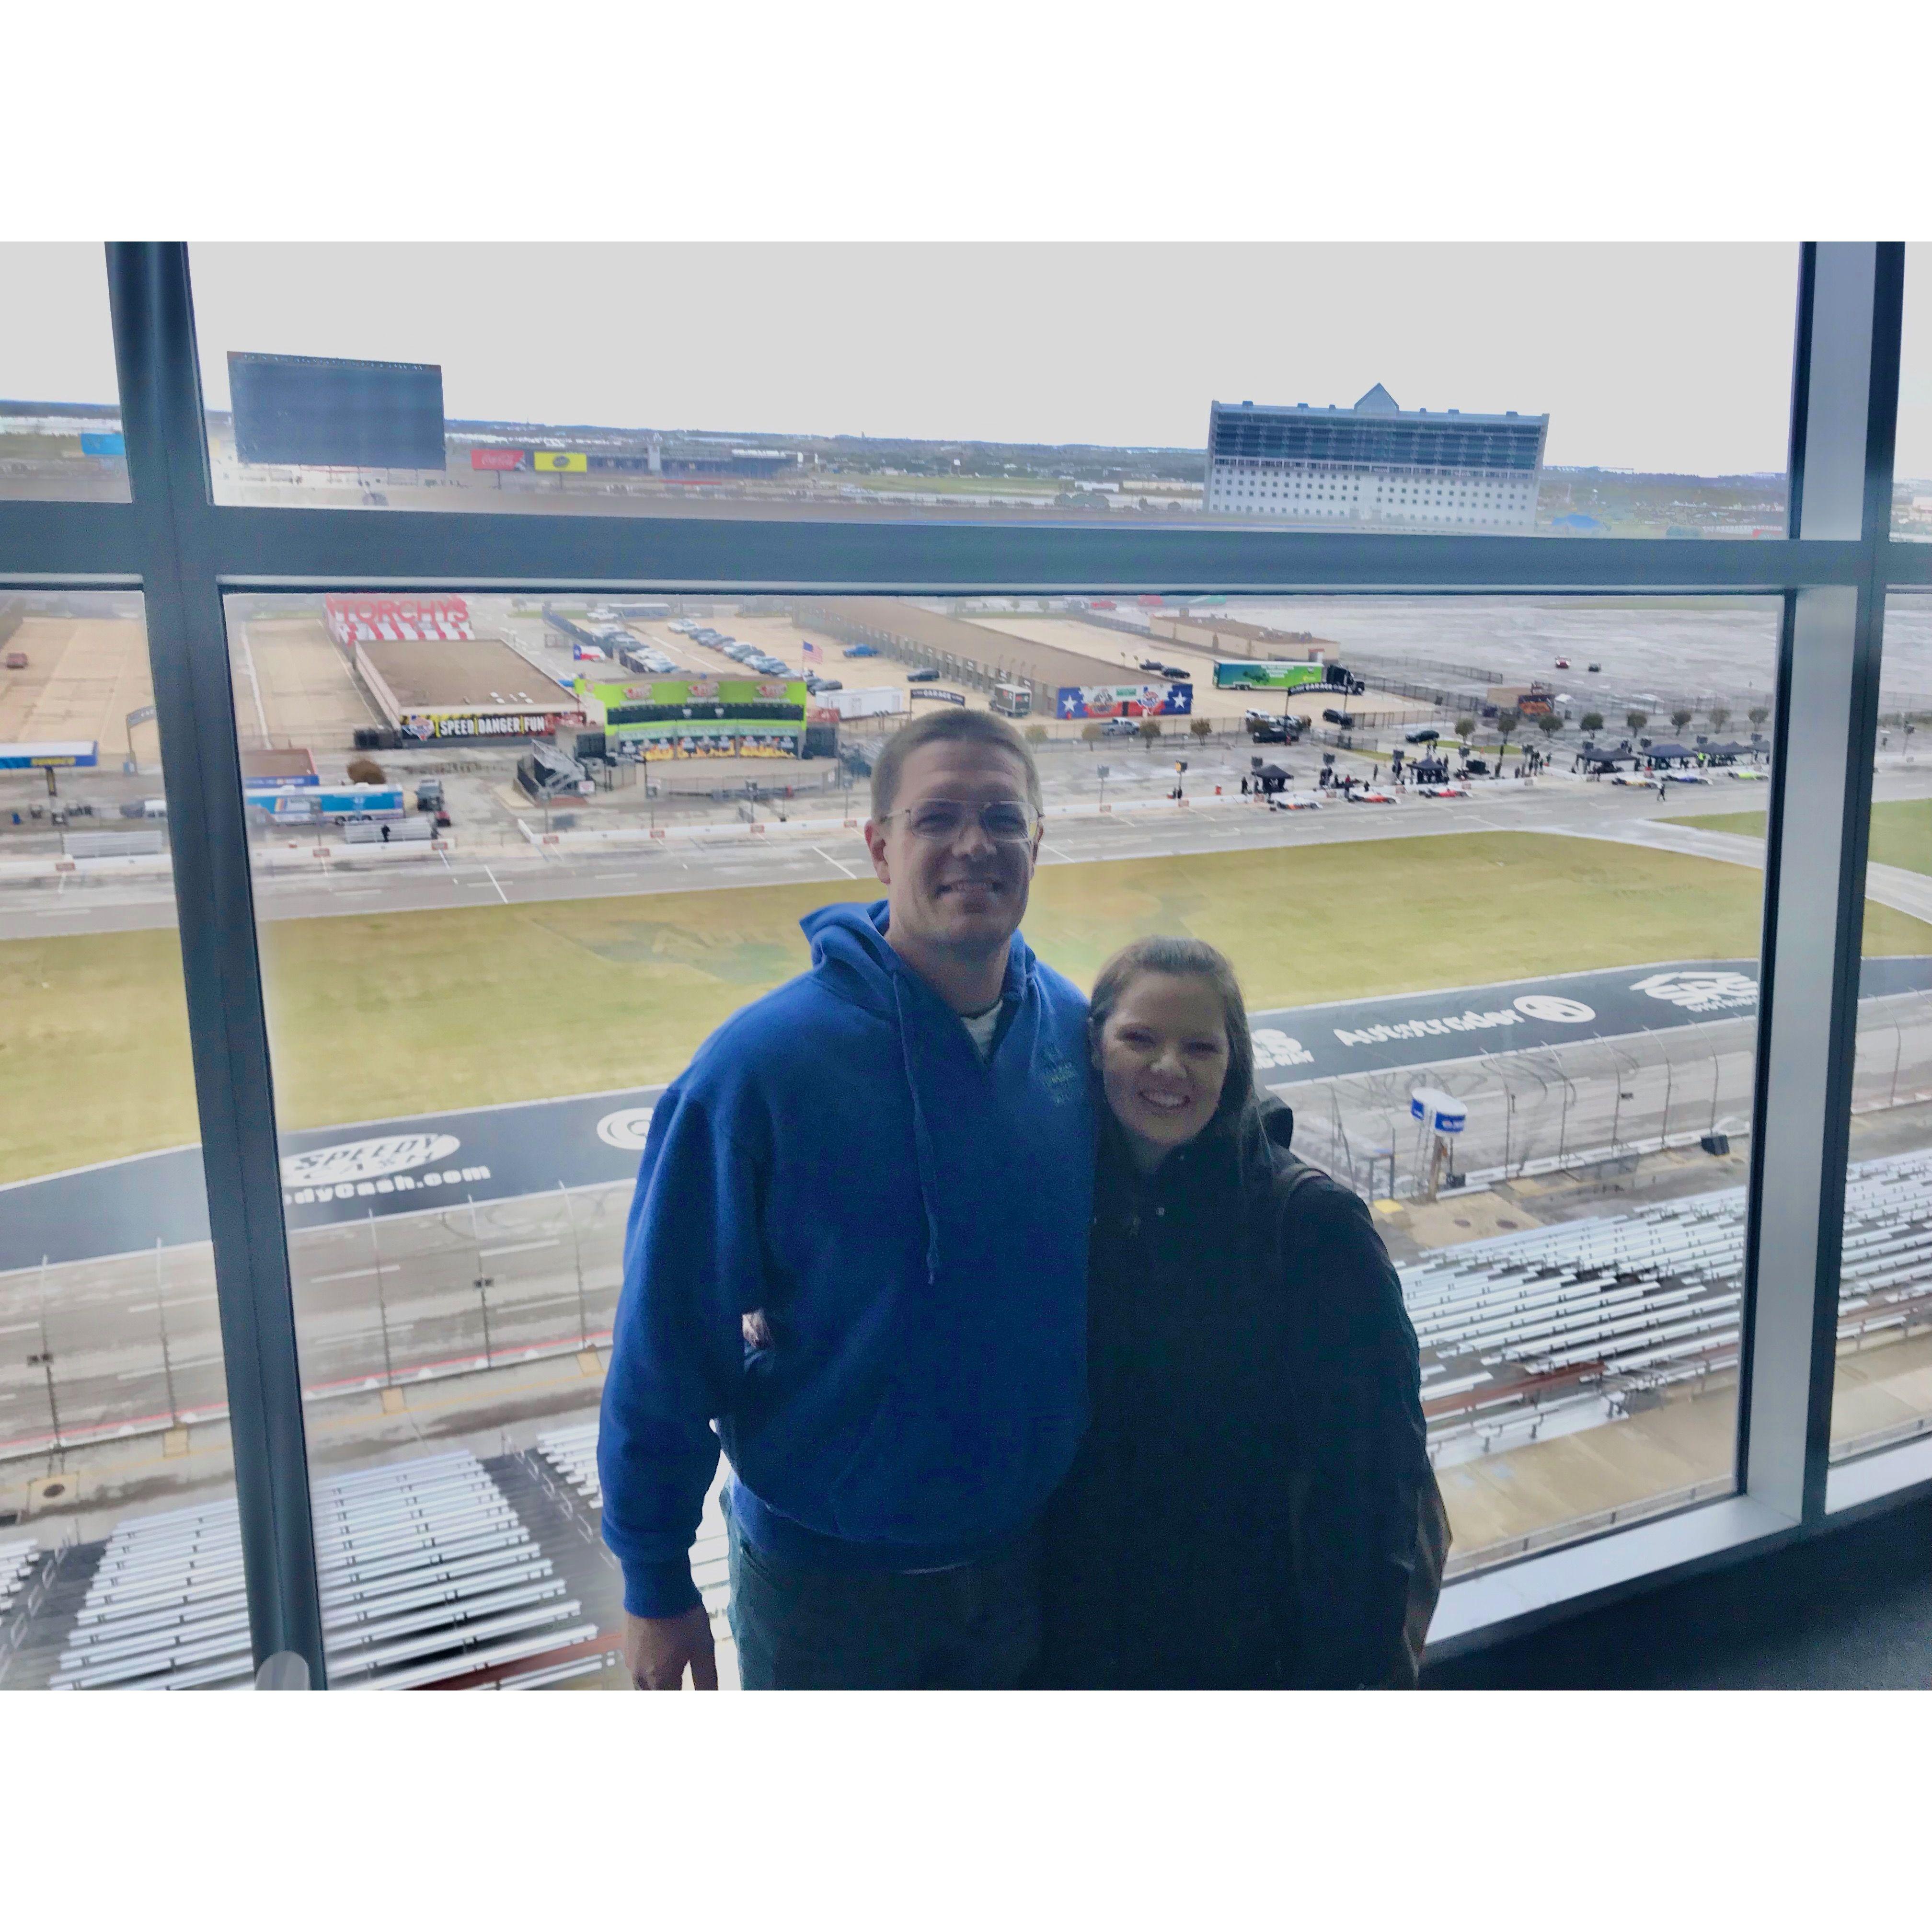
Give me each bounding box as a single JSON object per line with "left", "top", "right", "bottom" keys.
{"left": 886, "top": 798, "right": 1041, "bottom": 844}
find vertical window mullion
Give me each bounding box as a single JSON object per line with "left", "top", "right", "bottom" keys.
{"left": 105, "top": 242, "right": 326, "bottom": 1685}
{"left": 1741, "top": 242, "right": 1905, "bottom": 1525}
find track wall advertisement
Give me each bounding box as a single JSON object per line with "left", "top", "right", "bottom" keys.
{"left": 578, "top": 674, "right": 809, "bottom": 759}
{"left": 1055, "top": 683, "right": 1194, "bottom": 720}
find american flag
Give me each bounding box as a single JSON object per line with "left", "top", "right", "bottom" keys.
{"left": 801, "top": 639, "right": 821, "bottom": 661}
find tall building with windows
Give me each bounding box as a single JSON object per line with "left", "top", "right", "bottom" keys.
{"left": 1204, "top": 384, "right": 1548, "bottom": 529}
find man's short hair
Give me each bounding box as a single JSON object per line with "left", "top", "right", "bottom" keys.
{"left": 869, "top": 707, "right": 1043, "bottom": 821}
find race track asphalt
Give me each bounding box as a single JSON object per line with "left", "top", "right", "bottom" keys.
{"left": 7, "top": 955, "right": 1930, "bottom": 1272}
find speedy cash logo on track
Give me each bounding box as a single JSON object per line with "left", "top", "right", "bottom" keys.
{"left": 279, "top": 1132, "right": 490, "bottom": 1207}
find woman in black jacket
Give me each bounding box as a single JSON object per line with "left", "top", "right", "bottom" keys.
{"left": 1037, "top": 936, "right": 1445, "bottom": 1690}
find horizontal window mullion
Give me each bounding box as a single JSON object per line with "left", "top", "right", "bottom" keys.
{"left": 188, "top": 505, "right": 1868, "bottom": 595}
{"left": 0, "top": 500, "right": 146, "bottom": 580}
{"left": 1881, "top": 542, "right": 1932, "bottom": 588}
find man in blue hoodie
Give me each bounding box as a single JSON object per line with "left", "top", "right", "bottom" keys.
{"left": 598, "top": 708, "right": 1094, "bottom": 1689}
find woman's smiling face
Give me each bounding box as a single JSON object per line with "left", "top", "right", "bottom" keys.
{"left": 1092, "top": 971, "right": 1233, "bottom": 1167}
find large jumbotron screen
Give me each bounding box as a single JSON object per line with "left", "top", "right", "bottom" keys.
{"left": 228, "top": 352, "right": 447, "bottom": 470}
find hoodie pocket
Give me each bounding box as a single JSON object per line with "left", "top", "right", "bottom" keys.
{"left": 824, "top": 1373, "right": 1053, "bottom": 1547}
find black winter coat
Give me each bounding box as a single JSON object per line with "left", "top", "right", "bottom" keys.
{"left": 1037, "top": 1103, "right": 1432, "bottom": 1689}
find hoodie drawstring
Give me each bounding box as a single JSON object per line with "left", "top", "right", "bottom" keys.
{"left": 892, "top": 974, "right": 946, "bottom": 1288}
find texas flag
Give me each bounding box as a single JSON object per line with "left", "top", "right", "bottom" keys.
{"left": 802, "top": 639, "right": 821, "bottom": 661}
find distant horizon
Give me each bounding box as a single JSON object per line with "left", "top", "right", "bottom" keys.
{"left": 0, "top": 392, "right": 1807, "bottom": 482}
{"left": 2, "top": 241, "right": 1823, "bottom": 474}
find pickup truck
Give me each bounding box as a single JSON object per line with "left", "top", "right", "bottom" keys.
{"left": 843, "top": 644, "right": 880, "bottom": 658}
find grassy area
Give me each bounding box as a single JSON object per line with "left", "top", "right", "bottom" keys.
{"left": 1663, "top": 797, "right": 1932, "bottom": 876}
{"left": 8, "top": 829, "right": 1932, "bottom": 1183}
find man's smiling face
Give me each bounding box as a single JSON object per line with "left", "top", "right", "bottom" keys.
{"left": 864, "top": 739, "right": 1041, "bottom": 964}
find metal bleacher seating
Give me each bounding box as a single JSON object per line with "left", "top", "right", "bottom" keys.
{"left": 1404, "top": 1145, "right": 1932, "bottom": 1462}
{"left": 49, "top": 1449, "right": 594, "bottom": 1691}
{"left": 539, "top": 1419, "right": 733, "bottom": 1652}
{"left": 1, "top": 1537, "right": 39, "bottom": 1618}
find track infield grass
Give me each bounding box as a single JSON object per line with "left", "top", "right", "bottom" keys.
{"left": 7, "top": 828, "right": 1932, "bottom": 1183}
{"left": 1662, "top": 797, "right": 1932, "bottom": 876}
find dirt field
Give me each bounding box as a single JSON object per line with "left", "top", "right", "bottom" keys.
{"left": 231, "top": 614, "right": 380, "bottom": 752}
{"left": 10, "top": 829, "right": 1932, "bottom": 1184}
{"left": 0, "top": 616, "right": 158, "bottom": 765}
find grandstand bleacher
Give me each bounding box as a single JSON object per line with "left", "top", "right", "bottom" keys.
{"left": 539, "top": 1421, "right": 731, "bottom": 1633}
{"left": 1, "top": 1537, "right": 38, "bottom": 1617}
{"left": 1405, "top": 1146, "right": 1932, "bottom": 1463}
{"left": 47, "top": 1450, "right": 594, "bottom": 1690}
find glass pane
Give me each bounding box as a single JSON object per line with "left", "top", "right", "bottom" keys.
{"left": 1832, "top": 593, "right": 1932, "bottom": 1459}
{"left": 190, "top": 244, "right": 1795, "bottom": 538}
{"left": 0, "top": 244, "right": 128, "bottom": 504}
{"left": 0, "top": 591, "right": 242, "bottom": 1689}
{"left": 1896, "top": 244, "right": 1932, "bottom": 542}
{"left": 221, "top": 590, "right": 1789, "bottom": 1686}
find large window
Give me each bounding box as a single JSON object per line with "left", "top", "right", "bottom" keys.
{"left": 1896, "top": 250, "right": 1931, "bottom": 542}
{"left": 187, "top": 243, "right": 1797, "bottom": 538}
{"left": 208, "top": 587, "right": 1828, "bottom": 1680}
{"left": 1832, "top": 593, "right": 1932, "bottom": 1459}
{"left": 0, "top": 245, "right": 128, "bottom": 505}
{"left": 0, "top": 592, "right": 243, "bottom": 1689}
{"left": 1, "top": 242, "right": 1919, "bottom": 1690}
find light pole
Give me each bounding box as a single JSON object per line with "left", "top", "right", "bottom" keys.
{"left": 366, "top": 1208, "right": 395, "bottom": 1389}
{"left": 1097, "top": 762, "right": 1109, "bottom": 808}
{"left": 155, "top": 1238, "right": 178, "bottom": 1427}
{"left": 468, "top": 1195, "right": 494, "bottom": 1370}
{"left": 559, "top": 1180, "right": 588, "bottom": 1348}
{"left": 29, "top": 1256, "right": 60, "bottom": 1456}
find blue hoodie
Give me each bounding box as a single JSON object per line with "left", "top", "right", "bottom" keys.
{"left": 598, "top": 899, "right": 1095, "bottom": 1617}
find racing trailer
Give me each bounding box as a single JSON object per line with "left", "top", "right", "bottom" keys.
{"left": 816, "top": 686, "right": 908, "bottom": 721}
{"left": 245, "top": 784, "right": 406, "bottom": 824}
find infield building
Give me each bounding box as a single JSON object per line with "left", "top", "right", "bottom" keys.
{"left": 1204, "top": 384, "right": 1547, "bottom": 530}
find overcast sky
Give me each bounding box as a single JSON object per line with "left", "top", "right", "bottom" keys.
{"left": 7, "top": 241, "right": 1928, "bottom": 476}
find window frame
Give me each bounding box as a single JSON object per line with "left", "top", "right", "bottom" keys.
{"left": 0, "top": 241, "right": 1917, "bottom": 1686}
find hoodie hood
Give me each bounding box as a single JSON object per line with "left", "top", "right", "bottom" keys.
{"left": 801, "top": 898, "right": 1037, "bottom": 1018}
{"left": 799, "top": 899, "right": 1041, "bottom": 1286}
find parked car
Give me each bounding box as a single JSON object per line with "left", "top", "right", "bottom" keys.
{"left": 1139, "top": 659, "right": 1166, "bottom": 672}
{"left": 1554, "top": 657, "right": 1571, "bottom": 669}
{"left": 1102, "top": 717, "right": 1139, "bottom": 737}
{"left": 1322, "top": 708, "right": 1357, "bottom": 728}
{"left": 1404, "top": 726, "right": 1440, "bottom": 744}
{"left": 1587, "top": 662, "right": 1602, "bottom": 672}
{"left": 843, "top": 644, "right": 880, "bottom": 658}
{"left": 907, "top": 668, "right": 942, "bottom": 682}
{"left": 3, "top": 650, "right": 26, "bottom": 670}
{"left": 1249, "top": 719, "right": 1288, "bottom": 744}
{"left": 1162, "top": 666, "right": 1188, "bottom": 679}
